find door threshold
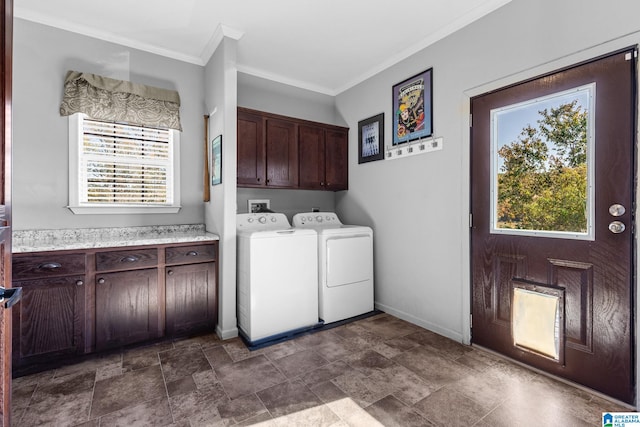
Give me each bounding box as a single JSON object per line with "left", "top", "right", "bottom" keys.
{"left": 471, "top": 344, "right": 636, "bottom": 410}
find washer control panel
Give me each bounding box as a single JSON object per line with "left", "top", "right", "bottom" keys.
{"left": 293, "top": 212, "right": 342, "bottom": 227}
{"left": 237, "top": 213, "right": 291, "bottom": 230}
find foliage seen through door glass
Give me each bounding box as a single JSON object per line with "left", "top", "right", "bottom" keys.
{"left": 493, "top": 86, "right": 592, "bottom": 235}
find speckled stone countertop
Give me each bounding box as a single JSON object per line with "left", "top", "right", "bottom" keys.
{"left": 12, "top": 224, "right": 219, "bottom": 253}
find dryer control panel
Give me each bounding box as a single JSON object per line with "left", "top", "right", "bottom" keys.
{"left": 293, "top": 212, "right": 341, "bottom": 227}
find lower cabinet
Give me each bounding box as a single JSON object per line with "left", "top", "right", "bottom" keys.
{"left": 165, "top": 262, "right": 217, "bottom": 336}
{"left": 12, "top": 241, "right": 218, "bottom": 372}
{"left": 12, "top": 275, "right": 86, "bottom": 368}
{"left": 95, "top": 268, "right": 160, "bottom": 351}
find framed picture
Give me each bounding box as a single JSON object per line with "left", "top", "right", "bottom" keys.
{"left": 358, "top": 113, "right": 384, "bottom": 164}
{"left": 211, "top": 134, "right": 222, "bottom": 185}
{"left": 392, "top": 68, "right": 433, "bottom": 146}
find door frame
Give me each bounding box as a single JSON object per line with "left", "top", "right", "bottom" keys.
{"left": 461, "top": 38, "right": 640, "bottom": 407}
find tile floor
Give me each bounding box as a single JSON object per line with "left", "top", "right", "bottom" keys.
{"left": 11, "top": 312, "right": 632, "bottom": 426}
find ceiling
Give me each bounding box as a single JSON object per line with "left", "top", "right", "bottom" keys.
{"left": 14, "top": 0, "right": 511, "bottom": 96}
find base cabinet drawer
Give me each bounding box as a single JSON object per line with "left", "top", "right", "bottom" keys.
{"left": 95, "top": 268, "right": 160, "bottom": 351}
{"left": 13, "top": 253, "right": 85, "bottom": 279}
{"left": 12, "top": 275, "right": 86, "bottom": 368}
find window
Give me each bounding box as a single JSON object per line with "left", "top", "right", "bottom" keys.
{"left": 490, "top": 84, "right": 595, "bottom": 240}
{"left": 68, "top": 114, "right": 181, "bottom": 214}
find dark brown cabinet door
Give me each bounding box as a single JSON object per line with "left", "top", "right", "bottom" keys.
{"left": 298, "top": 125, "right": 326, "bottom": 189}
{"left": 324, "top": 129, "right": 348, "bottom": 191}
{"left": 165, "top": 262, "right": 216, "bottom": 336}
{"left": 265, "top": 118, "right": 298, "bottom": 188}
{"left": 237, "top": 110, "right": 265, "bottom": 186}
{"left": 12, "top": 276, "right": 85, "bottom": 367}
{"left": 95, "top": 269, "right": 159, "bottom": 350}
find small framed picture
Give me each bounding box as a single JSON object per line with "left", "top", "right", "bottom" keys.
{"left": 358, "top": 113, "right": 384, "bottom": 164}
{"left": 211, "top": 134, "right": 222, "bottom": 185}
{"left": 392, "top": 68, "right": 433, "bottom": 145}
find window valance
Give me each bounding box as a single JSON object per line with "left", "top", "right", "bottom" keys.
{"left": 60, "top": 70, "right": 182, "bottom": 130}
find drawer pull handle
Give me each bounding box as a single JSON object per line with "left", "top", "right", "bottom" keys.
{"left": 38, "top": 262, "right": 62, "bottom": 270}
{"left": 167, "top": 270, "right": 174, "bottom": 276}
{"left": 76, "top": 280, "right": 84, "bottom": 286}
{"left": 186, "top": 251, "right": 199, "bottom": 257}
{"left": 98, "top": 278, "right": 105, "bottom": 284}
{"left": 120, "top": 255, "right": 140, "bottom": 263}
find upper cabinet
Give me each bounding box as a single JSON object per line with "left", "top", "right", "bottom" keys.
{"left": 265, "top": 118, "right": 298, "bottom": 188}
{"left": 237, "top": 107, "right": 348, "bottom": 191}
{"left": 237, "top": 110, "right": 265, "bottom": 186}
{"left": 299, "top": 125, "right": 348, "bottom": 191}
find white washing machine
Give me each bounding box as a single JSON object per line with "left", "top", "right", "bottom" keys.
{"left": 292, "top": 212, "right": 374, "bottom": 324}
{"left": 237, "top": 213, "right": 319, "bottom": 346}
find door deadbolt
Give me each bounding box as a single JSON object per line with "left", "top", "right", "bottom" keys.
{"left": 609, "top": 221, "right": 626, "bottom": 234}
{"left": 609, "top": 204, "right": 626, "bottom": 217}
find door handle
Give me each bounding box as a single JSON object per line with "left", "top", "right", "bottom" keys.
{"left": 609, "top": 221, "right": 626, "bottom": 234}
{"left": 0, "top": 287, "right": 22, "bottom": 309}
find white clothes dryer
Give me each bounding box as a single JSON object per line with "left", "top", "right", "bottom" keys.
{"left": 292, "top": 212, "right": 374, "bottom": 324}
{"left": 237, "top": 213, "right": 319, "bottom": 346}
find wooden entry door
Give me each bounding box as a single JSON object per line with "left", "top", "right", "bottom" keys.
{"left": 471, "top": 48, "right": 636, "bottom": 404}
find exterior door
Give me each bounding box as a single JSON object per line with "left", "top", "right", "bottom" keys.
{"left": 471, "top": 48, "right": 636, "bottom": 404}
{"left": 1, "top": 0, "right": 14, "bottom": 424}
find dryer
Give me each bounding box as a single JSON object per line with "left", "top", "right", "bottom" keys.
{"left": 237, "top": 213, "right": 319, "bottom": 346}
{"left": 292, "top": 212, "right": 374, "bottom": 324}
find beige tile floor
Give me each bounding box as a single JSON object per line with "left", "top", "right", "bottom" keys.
{"left": 11, "top": 313, "right": 632, "bottom": 426}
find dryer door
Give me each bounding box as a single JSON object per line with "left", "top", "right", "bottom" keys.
{"left": 326, "top": 234, "right": 373, "bottom": 287}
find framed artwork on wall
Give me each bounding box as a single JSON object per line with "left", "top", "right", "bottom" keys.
{"left": 358, "top": 113, "right": 384, "bottom": 164}
{"left": 392, "top": 68, "right": 433, "bottom": 146}
{"left": 211, "top": 134, "right": 222, "bottom": 185}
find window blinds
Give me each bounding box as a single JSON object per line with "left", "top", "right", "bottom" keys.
{"left": 80, "top": 118, "right": 173, "bottom": 205}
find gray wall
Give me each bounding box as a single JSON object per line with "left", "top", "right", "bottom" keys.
{"left": 12, "top": 19, "right": 206, "bottom": 230}
{"left": 335, "top": 0, "right": 640, "bottom": 348}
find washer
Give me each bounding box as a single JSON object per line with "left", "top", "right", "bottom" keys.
{"left": 292, "top": 212, "right": 374, "bottom": 324}
{"left": 237, "top": 213, "right": 319, "bottom": 346}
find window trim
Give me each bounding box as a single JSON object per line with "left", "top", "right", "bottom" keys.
{"left": 68, "top": 114, "right": 181, "bottom": 214}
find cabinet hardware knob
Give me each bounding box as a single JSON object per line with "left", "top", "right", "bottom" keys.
{"left": 167, "top": 270, "right": 174, "bottom": 276}
{"left": 120, "top": 255, "right": 140, "bottom": 263}
{"left": 38, "top": 262, "right": 62, "bottom": 270}
{"left": 76, "top": 280, "right": 84, "bottom": 286}
{"left": 257, "top": 178, "right": 261, "bottom": 182}
{"left": 98, "top": 278, "right": 105, "bottom": 284}
{"left": 186, "top": 251, "right": 199, "bottom": 256}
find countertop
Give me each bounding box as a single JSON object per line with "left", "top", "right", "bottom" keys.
{"left": 12, "top": 224, "right": 219, "bottom": 253}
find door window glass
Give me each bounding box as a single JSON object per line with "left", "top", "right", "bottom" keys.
{"left": 490, "top": 84, "right": 595, "bottom": 240}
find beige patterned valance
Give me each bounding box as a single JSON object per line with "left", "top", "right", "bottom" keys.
{"left": 60, "top": 70, "right": 182, "bottom": 130}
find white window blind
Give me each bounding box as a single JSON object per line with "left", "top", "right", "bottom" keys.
{"left": 79, "top": 118, "right": 173, "bottom": 205}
